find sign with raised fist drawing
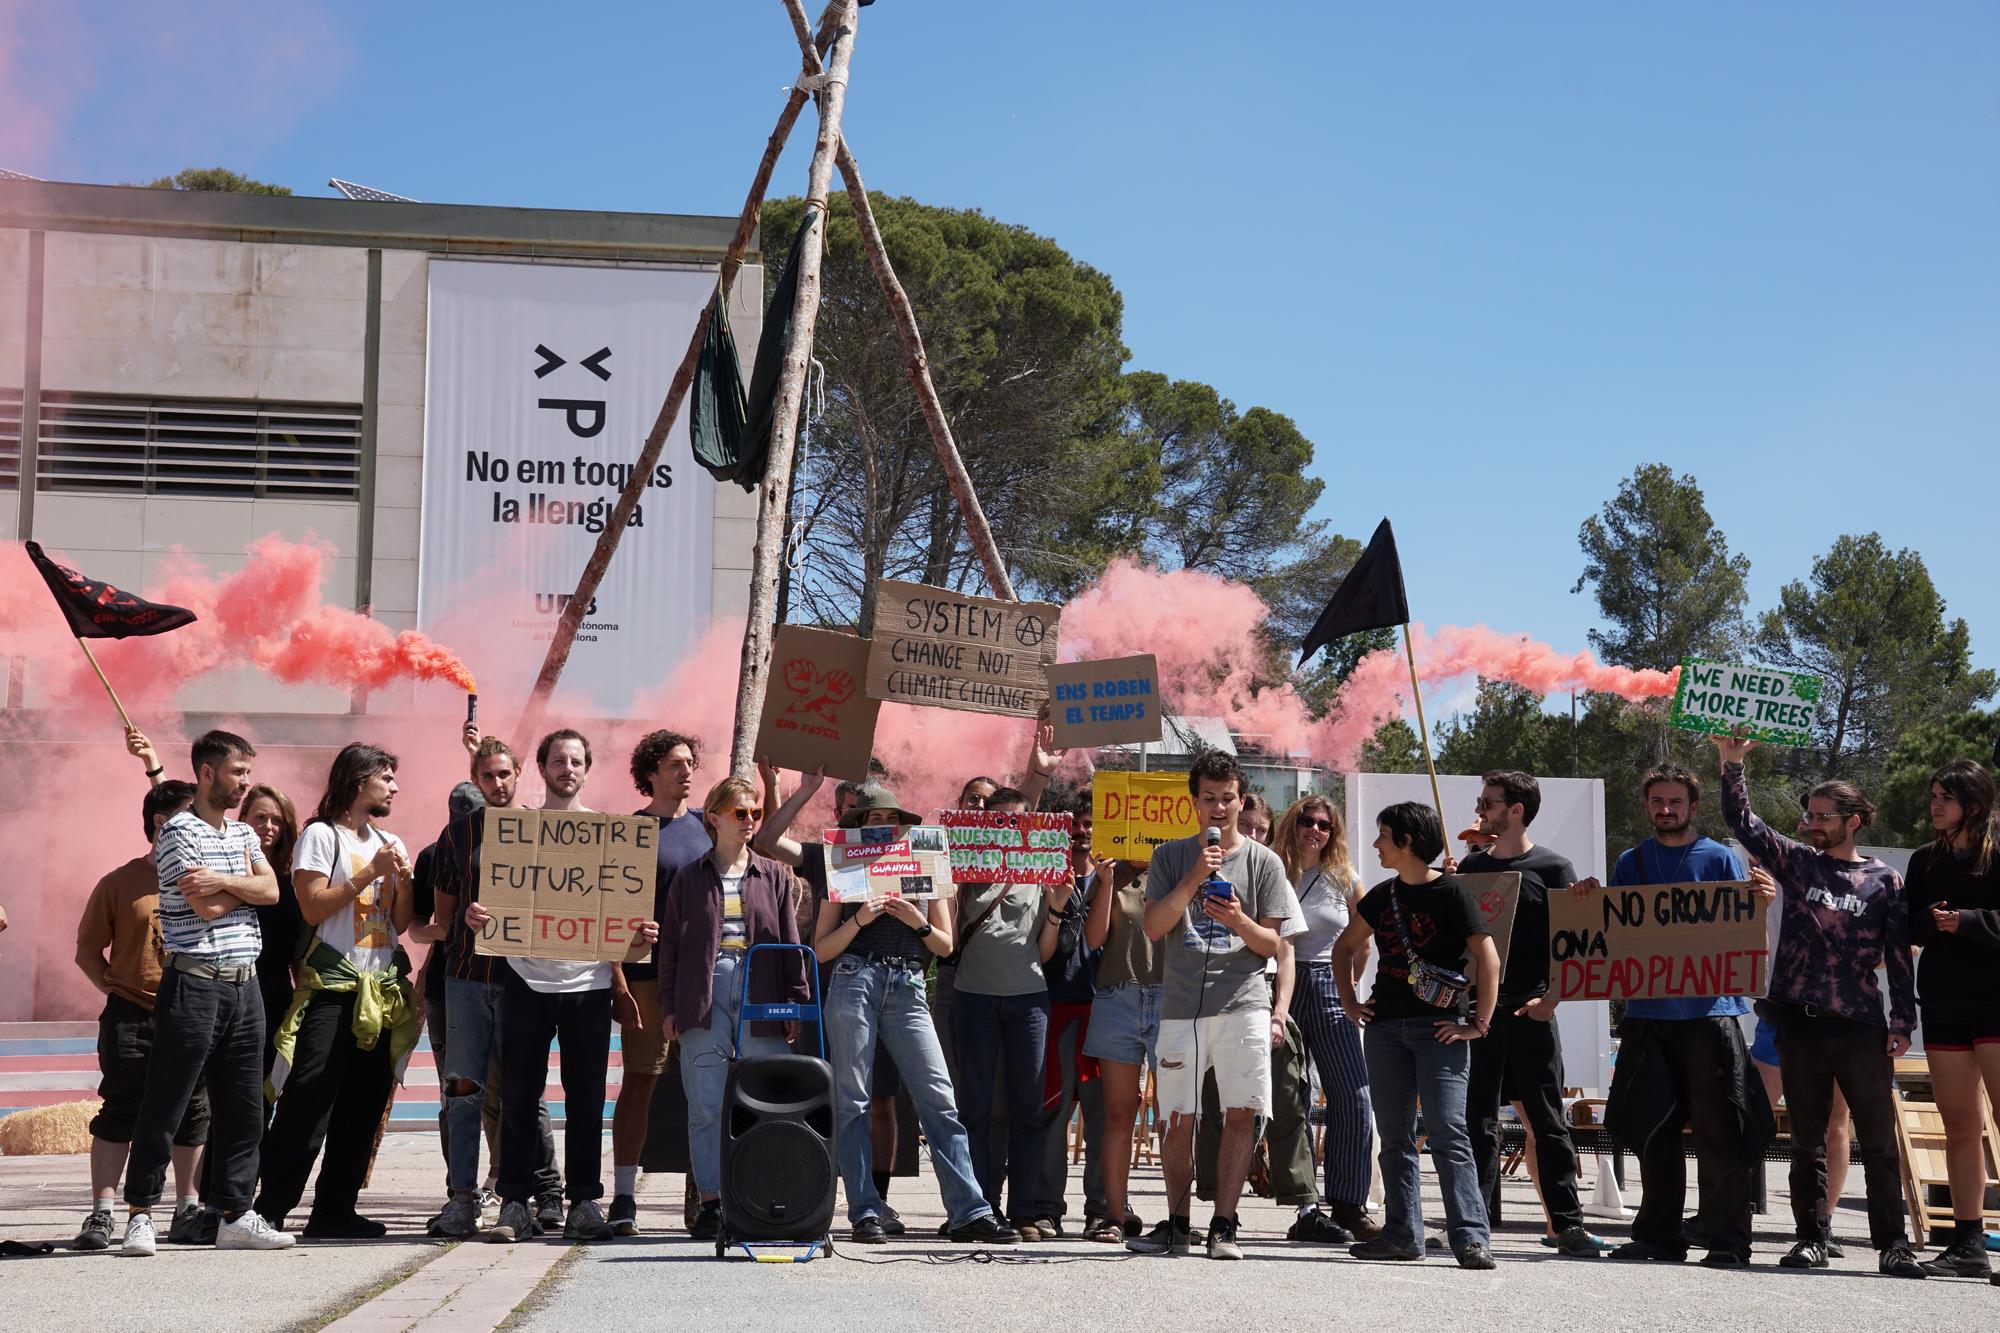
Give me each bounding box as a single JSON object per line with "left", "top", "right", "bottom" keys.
{"left": 755, "top": 624, "right": 881, "bottom": 783}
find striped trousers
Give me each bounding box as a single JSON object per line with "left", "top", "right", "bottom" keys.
{"left": 1291, "top": 960, "right": 1374, "bottom": 1207}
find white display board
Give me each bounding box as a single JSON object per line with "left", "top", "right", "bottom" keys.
{"left": 1344, "top": 771, "right": 1613, "bottom": 1093}
{"left": 419, "top": 259, "right": 716, "bottom": 712}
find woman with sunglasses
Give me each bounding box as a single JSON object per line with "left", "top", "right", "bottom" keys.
{"left": 658, "top": 776, "right": 811, "bottom": 1233}
{"left": 1273, "top": 795, "right": 1380, "bottom": 1242}
{"left": 816, "top": 785, "right": 1019, "bottom": 1246}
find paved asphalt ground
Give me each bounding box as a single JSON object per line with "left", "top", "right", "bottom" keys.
{"left": 5, "top": 1133, "right": 1995, "bottom": 1330}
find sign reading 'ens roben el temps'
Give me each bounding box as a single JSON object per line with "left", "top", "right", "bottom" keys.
{"left": 419, "top": 260, "right": 716, "bottom": 712}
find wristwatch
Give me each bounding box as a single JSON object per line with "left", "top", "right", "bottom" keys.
{"left": 917, "top": 922, "right": 934, "bottom": 938}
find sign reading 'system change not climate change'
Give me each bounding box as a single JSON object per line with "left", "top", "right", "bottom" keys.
{"left": 473, "top": 809, "right": 656, "bottom": 964}
{"left": 864, "top": 579, "right": 1061, "bottom": 718}
{"left": 1670, "top": 657, "right": 1823, "bottom": 748}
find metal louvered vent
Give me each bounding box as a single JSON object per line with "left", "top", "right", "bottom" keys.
{"left": 35, "top": 393, "right": 362, "bottom": 498}
{"left": 0, "top": 386, "right": 20, "bottom": 491}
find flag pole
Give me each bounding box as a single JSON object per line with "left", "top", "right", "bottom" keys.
{"left": 73, "top": 637, "right": 135, "bottom": 732}
{"left": 1402, "top": 624, "right": 1444, "bottom": 820}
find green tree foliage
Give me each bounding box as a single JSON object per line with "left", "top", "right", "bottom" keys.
{"left": 1753, "top": 534, "right": 1996, "bottom": 783}
{"left": 144, "top": 167, "right": 291, "bottom": 195}
{"left": 762, "top": 193, "right": 1127, "bottom": 632}
{"left": 1434, "top": 682, "right": 1569, "bottom": 779}
{"left": 1876, "top": 707, "right": 2000, "bottom": 846}
{"left": 1360, "top": 719, "right": 1426, "bottom": 775}
{"left": 763, "top": 193, "right": 1355, "bottom": 668}
{"left": 1573, "top": 464, "right": 1749, "bottom": 669}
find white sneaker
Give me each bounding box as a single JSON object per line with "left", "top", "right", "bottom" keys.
{"left": 121, "top": 1213, "right": 157, "bottom": 1257}
{"left": 217, "top": 1212, "right": 296, "bottom": 1250}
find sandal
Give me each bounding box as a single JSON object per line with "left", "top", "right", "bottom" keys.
{"left": 1083, "top": 1215, "right": 1124, "bottom": 1243}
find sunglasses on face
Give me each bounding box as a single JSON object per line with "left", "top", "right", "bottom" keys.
{"left": 1801, "top": 811, "right": 1844, "bottom": 826}
{"left": 963, "top": 796, "right": 988, "bottom": 808}
{"left": 1300, "top": 817, "right": 1333, "bottom": 832}
{"left": 720, "top": 808, "right": 764, "bottom": 823}
{"left": 1474, "top": 797, "right": 1505, "bottom": 811}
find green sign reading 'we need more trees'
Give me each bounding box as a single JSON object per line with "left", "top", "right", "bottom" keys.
{"left": 1669, "top": 657, "right": 1823, "bottom": 748}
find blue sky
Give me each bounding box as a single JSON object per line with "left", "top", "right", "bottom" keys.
{"left": 9, "top": 1, "right": 1997, "bottom": 678}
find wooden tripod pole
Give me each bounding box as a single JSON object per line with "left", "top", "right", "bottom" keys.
{"left": 1403, "top": 623, "right": 1444, "bottom": 821}
{"left": 513, "top": 22, "right": 824, "bottom": 748}
{"left": 75, "top": 636, "right": 135, "bottom": 732}
{"left": 781, "top": 0, "right": 1017, "bottom": 602}
{"left": 725, "top": 0, "right": 862, "bottom": 778}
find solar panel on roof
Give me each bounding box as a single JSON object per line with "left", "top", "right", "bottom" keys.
{"left": 328, "top": 177, "right": 418, "bottom": 203}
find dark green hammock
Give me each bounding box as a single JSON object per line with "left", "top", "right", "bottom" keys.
{"left": 690, "top": 207, "right": 817, "bottom": 491}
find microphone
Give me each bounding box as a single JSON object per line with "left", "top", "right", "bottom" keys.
{"left": 1201, "top": 827, "right": 1232, "bottom": 899}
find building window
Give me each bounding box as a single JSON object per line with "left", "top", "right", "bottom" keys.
{"left": 33, "top": 392, "right": 362, "bottom": 500}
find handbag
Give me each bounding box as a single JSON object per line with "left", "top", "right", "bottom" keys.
{"left": 1384, "top": 884, "right": 1472, "bottom": 1012}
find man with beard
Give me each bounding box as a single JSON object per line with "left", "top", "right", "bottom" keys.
{"left": 467, "top": 730, "right": 657, "bottom": 1243}
{"left": 120, "top": 731, "right": 290, "bottom": 1255}
{"left": 255, "top": 743, "right": 419, "bottom": 1237}
{"left": 430, "top": 737, "right": 566, "bottom": 1237}
{"left": 1715, "top": 736, "right": 1924, "bottom": 1279}
{"left": 608, "top": 730, "right": 712, "bottom": 1235}
{"left": 1456, "top": 769, "right": 1597, "bottom": 1258}
{"left": 1571, "top": 764, "right": 1772, "bottom": 1267}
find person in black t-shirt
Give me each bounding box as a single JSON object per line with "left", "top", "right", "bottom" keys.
{"left": 1455, "top": 769, "right": 1596, "bottom": 1257}
{"left": 1333, "top": 801, "right": 1499, "bottom": 1270}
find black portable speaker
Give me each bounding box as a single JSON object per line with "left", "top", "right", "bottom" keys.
{"left": 718, "top": 1053, "right": 837, "bottom": 1242}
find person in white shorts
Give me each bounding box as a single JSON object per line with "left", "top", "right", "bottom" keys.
{"left": 1126, "top": 752, "right": 1298, "bottom": 1261}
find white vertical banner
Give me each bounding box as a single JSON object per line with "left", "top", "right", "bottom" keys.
{"left": 420, "top": 260, "right": 716, "bottom": 712}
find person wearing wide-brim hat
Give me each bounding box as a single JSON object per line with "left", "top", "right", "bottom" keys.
{"left": 815, "top": 782, "right": 1018, "bottom": 1246}
{"left": 837, "top": 785, "right": 924, "bottom": 830}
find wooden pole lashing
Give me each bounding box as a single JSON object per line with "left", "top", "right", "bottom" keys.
{"left": 513, "top": 26, "right": 823, "bottom": 747}
{"left": 725, "top": 0, "right": 863, "bottom": 777}
{"left": 779, "top": 0, "right": 1018, "bottom": 603}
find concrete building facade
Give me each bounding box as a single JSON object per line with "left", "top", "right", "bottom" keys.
{"left": 1, "top": 179, "right": 761, "bottom": 721}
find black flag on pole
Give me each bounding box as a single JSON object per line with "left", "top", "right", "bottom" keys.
{"left": 1298, "top": 517, "right": 1409, "bottom": 665}
{"left": 24, "top": 541, "right": 198, "bottom": 639}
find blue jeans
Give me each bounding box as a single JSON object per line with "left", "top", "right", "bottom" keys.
{"left": 443, "top": 976, "right": 560, "bottom": 1198}
{"left": 1363, "top": 1016, "right": 1489, "bottom": 1253}
{"left": 679, "top": 951, "right": 790, "bottom": 1196}
{"left": 827, "top": 956, "right": 993, "bottom": 1227}
{"left": 952, "top": 987, "right": 1050, "bottom": 1222}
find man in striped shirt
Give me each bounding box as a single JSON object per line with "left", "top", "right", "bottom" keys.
{"left": 121, "top": 730, "right": 292, "bottom": 1256}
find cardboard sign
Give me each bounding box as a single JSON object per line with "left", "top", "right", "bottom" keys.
{"left": 1091, "top": 771, "right": 1199, "bottom": 864}
{"left": 1045, "top": 655, "right": 1163, "bottom": 749}
{"left": 1547, "top": 879, "right": 1769, "bottom": 1001}
{"left": 940, "top": 810, "right": 1075, "bottom": 885}
{"left": 864, "top": 578, "right": 1062, "bottom": 718}
{"left": 1457, "top": 871, "right": 1520, "bottom": 985}
{"left": 754, "top": 624, "right": 881, "bottom": 783}
{"left": 1670, "top": 657, "right": 1822, "bottom": 748}
{"left": 473, "top": 809, "right": 656, "bottom": 963}
{"left": 823, "top": 824, "right": 957, "bottom": 902}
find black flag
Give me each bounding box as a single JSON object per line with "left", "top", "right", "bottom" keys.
{"left": 24, "top": 541, "right": 198, "bottom": 639}
{"left": 1298, "top": 518, "right": 1409, "bottom": 665}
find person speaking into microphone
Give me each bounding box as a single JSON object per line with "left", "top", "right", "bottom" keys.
{"left": 1128, "top": 753, "right": 1300, "bottom": 1261}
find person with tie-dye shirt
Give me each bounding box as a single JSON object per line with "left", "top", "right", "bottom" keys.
{"left": 1715, "top": 736, "right": 1923, "bottom": 1280}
